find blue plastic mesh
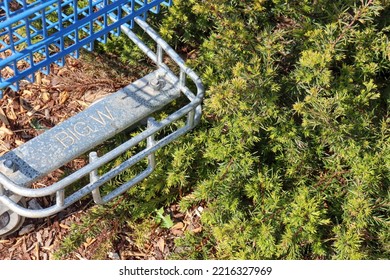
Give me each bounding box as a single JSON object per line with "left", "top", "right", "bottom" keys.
{"left": 0, "top": 0, "right": 172, "bottom": 94}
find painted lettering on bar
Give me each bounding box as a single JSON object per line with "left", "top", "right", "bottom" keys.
{"left": 54, "top": 106, "right": 114, "bottom": 148}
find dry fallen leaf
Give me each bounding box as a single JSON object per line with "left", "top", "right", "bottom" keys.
{"left": 157, "top": 238, "right": 165, "bottom": 252}
{"left": 59, "top": 91, "right": 69, "bottom": 104}
{"left": 23, "top": 89, "right": 33, "bottom": 96}
{"left": 35, "top": 242, "right": 40, "bottom": 260}
{"left": 76, "top": 100, "right": 89, "bottom": 108}
{"left": 0, "top": 107, "right": 10, "bottom": 126}
{"left": 6, "top": 106, "right": 17, "bottom": 120}
{"left": 42, "top": 77, "right": 50, "bottom": 85}
{"left": 41, "top": 91, "right": 51, "bottom": 102}
{"left": 0, "top": 124, "right": 13, "bottom": 135}
{"left": 83, "top": 237, "right": 96, "bottom": 249}
{"left": 59, "top": 223, "right": 70, "bottom": 230}
{"left": 192, "top": 226, "right": 202, "bottom": 233}
{"left": 35, "top": 72, "right": 42, "bottom": 85}
{"left": 171, "top": 222, "right": 184, "bottom": 230}
{"left": 57, "top": 68, "right": 69, "bottom": 76}
{"left": 171, "top": 229, "right": 184, "bottom": 236}
{"left": 27, "top": 105, "right": 40, "bottom": 116}
{"left": 15, "top": 139, "right": 25, "bottom": 146}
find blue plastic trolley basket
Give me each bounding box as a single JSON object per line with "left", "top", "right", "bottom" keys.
{"left": 0, "top": 0, "right": 203, "bottom": 237}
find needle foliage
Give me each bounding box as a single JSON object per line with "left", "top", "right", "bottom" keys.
{"left": 59, "top": 0, "right": 389, "bottom": 259}
{"left": 157, "top": 0, "right": 389, "bottom": 260}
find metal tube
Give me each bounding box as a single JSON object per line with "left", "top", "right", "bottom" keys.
{"left": 56, "top": 190, "right": 65, "bottom": 207}
{"left": 0, "top": 119, "right": 193, "bottom": 218}
{"left": 120, "top": 20, "right": 203, "bottom": 104}
{"left": 147, "top": 118, "right": 157, "bottom": 169}
{"left": 134, "top": 17, "right": 204, "bottom": 103}
{"left": 90, "top": 152, "right": 103, "bottom": 205}
{"left": 187, "top": 109, "right": 195, "bottom": 128}
{"left": 0, "top": 100, "right": 198, "bottom": 198}
{"left": 0, "top": 17, "right": 204, "bottom": 220}
{"left": 157, "top": 44, "right": 163, "bottom": 66}
{"left": 180, "top": 69, "right": 186, "bottom": 88}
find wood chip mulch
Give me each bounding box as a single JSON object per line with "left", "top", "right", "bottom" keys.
{"left": 101, "top": 204, "right": 204, "bottom": 260}
{"left": 0, "top": 54, "right": 204, "bottom": 260}
{"left": 0, "top": 207, "right": 85, "bottom": 260}
{"left": 0, "top": 202, "right": 204, "bottom": 260}
{"left": 0, "top": 54, "right": 135, "bottom": 259}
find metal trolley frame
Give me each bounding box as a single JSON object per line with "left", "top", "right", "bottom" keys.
{"left": 0, "top": 0, "right": 203, "bottom": 237}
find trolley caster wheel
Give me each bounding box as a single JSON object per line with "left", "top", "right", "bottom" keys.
{"left": 0, "top": 200, "right": 26, "bottom": 238}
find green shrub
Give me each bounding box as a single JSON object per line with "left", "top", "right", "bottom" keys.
{"left": 59, "top": 0, "right": 389, "bottom": 259}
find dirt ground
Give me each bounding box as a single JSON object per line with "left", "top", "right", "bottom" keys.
{"left": 0, "top": 54, "right": 202, "bottom": 260}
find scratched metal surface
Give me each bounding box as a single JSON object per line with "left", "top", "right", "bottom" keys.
{"left": 0, "top": 68, "right": 180, "bottom": 186}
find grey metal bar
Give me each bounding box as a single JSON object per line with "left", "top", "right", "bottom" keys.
{"left": 133, "top": 17, "right": 203, "bottom": 125}
{"left": 180, "top": 69, "right": 186, "bottom": 88}
{"left": 90, "top": 152, "right": 103, "bottom": 205}
{"left": 0, "top": 68, "right": 180, "bottom": 186}
{"left": 119, "top": 20, "right": 200, "bottom": 104}
{"left": 134, "top": 17, "right": 204, "bottom": 103}
{"left": 147, "top": 117, "right": 157, "bottom": 170}
{"left": 56, "top": 190, "right": 65, "bottom": 207}
{"left": 0, "top": 19, "right": 203, "bottom": 220}
{"left": 157, "top": 44, "right": 163, "bottom": 66}
{"left": 0, "top": 116, "right": 195, "bottom": 218}
{"left": 0, "top": 100, "right": 197, "bottom": 199}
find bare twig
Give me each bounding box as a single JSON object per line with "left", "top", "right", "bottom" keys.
{"left": 331, "top": 0, "right": 375, "bottom": 48}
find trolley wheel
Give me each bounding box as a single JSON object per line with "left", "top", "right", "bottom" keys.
{"left": 0, "top": 200, "right": 26, "bottom": 238}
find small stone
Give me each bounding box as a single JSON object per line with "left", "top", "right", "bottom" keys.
{"left": 28, "top": 199, "right": 43, "bottom": 210}
{"left": 108, "top": 252, "right": 120, "bottom": 260}
{"left": 18, "top": 224, "right": 35, "bottom": 235}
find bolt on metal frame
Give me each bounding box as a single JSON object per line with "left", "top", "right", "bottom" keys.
{"left": 0, "top": 1, "right": 203, "bottom": 236}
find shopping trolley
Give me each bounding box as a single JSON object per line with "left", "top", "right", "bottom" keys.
{"left": 0, "top": 0, "right": 203, "bottom": 237}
